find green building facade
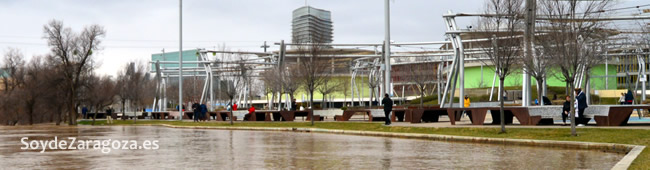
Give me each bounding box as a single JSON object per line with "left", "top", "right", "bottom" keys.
{"left": 150, "top": 49, "right": 200, "bottom": 72}
{"left": 458, "top": 64, "right": 617, "bottom": 90}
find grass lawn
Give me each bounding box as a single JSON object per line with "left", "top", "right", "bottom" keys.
{"left": 79, "top": 120, "right": 650, "bottom": 169}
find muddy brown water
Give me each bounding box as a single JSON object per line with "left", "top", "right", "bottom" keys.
{"left": 0, "top": 126, "right": 624, "bottom": 169}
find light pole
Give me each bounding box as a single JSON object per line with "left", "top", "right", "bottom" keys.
{"left": 384, "top": 0, "right": 392, "bottom": 98}
{"left": 178, "top": 0, "right": 184, "bottom": 120}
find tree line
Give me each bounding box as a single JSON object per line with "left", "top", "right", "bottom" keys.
{"left": 0, "top": 20, "right": 158, "bottom": 126}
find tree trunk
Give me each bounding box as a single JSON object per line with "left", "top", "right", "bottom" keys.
{"left": 122, "top": 100, "right": 126, "bottom": 121}
{"left": 133, "top": 104, "right": 137, "bottom": 124}
{"left": 55, "top": 105, "right": 62, "bottom": 125}
{"left": 322, "top": 94, "right": 326, "bottom": 109}
{"left": 27, "top": 101, "right": 34, "bottom": 125}
{"left": 585, "top": 73, "right": 591, "bottom": 105}
{"left": 499, "top": 77, "right": 506, "bottom": 133}
{"left": 270, "top": 92, "right": 275, "bottom": 110}
{"left": 68, "top": 86, "right": 77, "bottom": 125}
{"left": 278, "top": 92, "right": 282, "bottom": 110}
{"left": 92, "top": 104, "right": 99, "bottom": 126}
{"left": 536, "top": 77, "right": 544, "bottom": 106}
{"left": 68, "top": 100, "right": 76, "bottom": 125}
{"left": 569, "top": 81, "right": 577, "bottom": 136}
{"left": 420, "top": 90, "right": 424, "bottom": 108}
{"left": 310, "top": 90, "right": 314, "bottom": 126}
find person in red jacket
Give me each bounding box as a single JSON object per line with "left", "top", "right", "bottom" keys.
{"left": 232, "top": 103, "right": 238, "bottom": 111}
{"left": 244, "top": 106, "right": 256, "bottom": 121}
{"left": 248, "top": 106, "right": 255, "bottom": 114}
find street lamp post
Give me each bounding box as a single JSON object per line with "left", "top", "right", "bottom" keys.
{"left": 384, "top": 0, "right": 392, "bottom": 98}
{"left": 178, "top": 0, "right": 184, "bottom": 120}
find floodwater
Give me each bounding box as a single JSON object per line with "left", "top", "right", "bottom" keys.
{"left": 0, "top": 126, "right": 624, "bottom": 169}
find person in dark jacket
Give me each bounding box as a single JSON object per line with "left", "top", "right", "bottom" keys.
{"left": 542, "top": 96, "right": 552, "bottom": 105}
{"left": 291, "top": 99, "right": 297, "bottom": 111}
{"left": 82, "top": 107, "right": 88, "bottom": 119}
{"left": 200, "top": 103, "right": 208, "bottom": 122}
{"left": 561, "top": 96, "right": 571, "bottom": 125}
{"left": 381, "top": 93, "right": 393, "bottom": 126}
{"left": 625, "top": 89, "right": 634, "bottom": 104}
{"left": 106, "top": 108, "right": 113, "bottom": 124}
{"left": 192, "top": 102, "right": 200, "bottom": 122}
{"left": 575, "top": 88, "right": 588, "bottom": 126}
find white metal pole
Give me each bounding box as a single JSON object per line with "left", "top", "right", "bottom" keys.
{"left": 523, "top": 70, "right": 530, "bottom": 106}
{"left": 178, "top": 0, "right": 184, "bottom": 120}
{"left": 489, "top": 72, "right": 497, "bottom": 101}
{"left": 458, "top": 45, "right": 464, "bottom": 108}
{"left": 209, "top": 71, "right": 214, "bottom": 110}
{"left": 638, "top": 49, "right": 648, "bottom": 101}
{"left": 384, "top": 0, "right": 392, "bottom": 97}
{"left": 437, "top": 62, "right": 441, "bottom": 104}
{"left": 164, "top": 76, "right": 167, "bottom": 111}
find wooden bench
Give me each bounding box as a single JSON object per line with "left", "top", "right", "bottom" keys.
{"left": 446, "top": 107, "right": 490, "bottom": 125}
{"left": 410, "top": 107, "right": 449, "bottom": 123}
{"left": 150, "top": 112, "right": 170, "bottom": 120}
{"left": 390, "top": 108, "right": 410, "bottom": 122}
{"left": 446, "top": 107, "right": 537, "bottom": 125}
{"left": 215, "top": 111, "right": 237, "bottom": 121}
{"left": 337, "top": 110, "right": 371, "bottom": 121}
{"left": 593, "top": 105, "right": 650, "bottom": 126}
{"left": 276, "top": 110, "right": 314, "bottom": 121}
{"left": 313, "top": 109, "right": 344, "bottom": 121}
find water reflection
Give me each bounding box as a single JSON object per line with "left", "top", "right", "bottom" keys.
{"left": 0, "top": 126, "right": 623, "bottom": 169}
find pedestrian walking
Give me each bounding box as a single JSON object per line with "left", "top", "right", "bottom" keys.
{"left": 625, "top": 90, "right": 634, "bottom": 104}
{"left": 192, "top": 102, "right": 200, "bottom": 122}
{"left": 106, "top": 108, "right": 113, "bottom": 124}
{"left": 619, "top": 93, "right": 626, "bottom": 105}
{"left": 381, "top": 93, "right": 393, "bottom": 126}
{"left": 575, "top": 88, "right": 588, "bottom": 126}
{"left": 82, "top": 106, "right": 88, "bottom": 119}
{"left": 200, "top": 102, "right": 208, "bottom": 122}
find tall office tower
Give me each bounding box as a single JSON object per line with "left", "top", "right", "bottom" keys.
{"left": 292, "top": 6, "right": 333, "bottom": 45}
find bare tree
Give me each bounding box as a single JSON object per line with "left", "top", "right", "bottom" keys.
{"left": 221, "top": 73, "right": 241, "bottom": 125}
{"left": 294, "top": 32, "right": 331, "bottom": 125}
{"left": 86, "top": 75, "right": 116, "bottom": 125}
{"left": 261, "top": 68, "right": 282, "bottom": 110}
{"left": 341, "top": 78, "right": 351, "bottom": 107}
{"left": 538, "top": 0, "right": 611, "bottom": 136}
{"left": 283, "top": 64, "right": 301, "bottom": 107}
{"left": 42, "top": 55, "right": 68, "bottom": 125}
{"left": 477, "top": 0, "right": 524, "bottom": 133}
{"left": 218, "top": 53, "right": 250, "bottom": 125}
{"left": 1, "top": 48, "right": 24, "bottom": 93}
{"left": 1, "top": 48, "right": 25, "bottom": 125}
{"left": 405, "top": 62, "right": 438, "bottom": 108}
{"left": 43, "top": 20, "right": 105, "bottom": 125}
{"left": 317, "top": 77, "right": 340, "bottom": 109}
{"left": 183, "top": 77, "right": 205, "bottom": 103}
{"left": 20, "top": 56, "right": 50, "bottom": 125}
{"left": 116, "top": 62, "right": 150, "bottom": 123}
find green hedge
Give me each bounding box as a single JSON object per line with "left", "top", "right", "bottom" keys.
{"left": 409, "top": 95, "right": 438, "bottom": 105}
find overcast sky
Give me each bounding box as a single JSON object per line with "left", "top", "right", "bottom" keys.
{"left": 0, "top": 0, "right": 646, "bottom": 76}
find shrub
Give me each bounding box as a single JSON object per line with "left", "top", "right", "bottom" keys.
{"left": 409, "top": 95, "right": 437, "bottom": 105}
